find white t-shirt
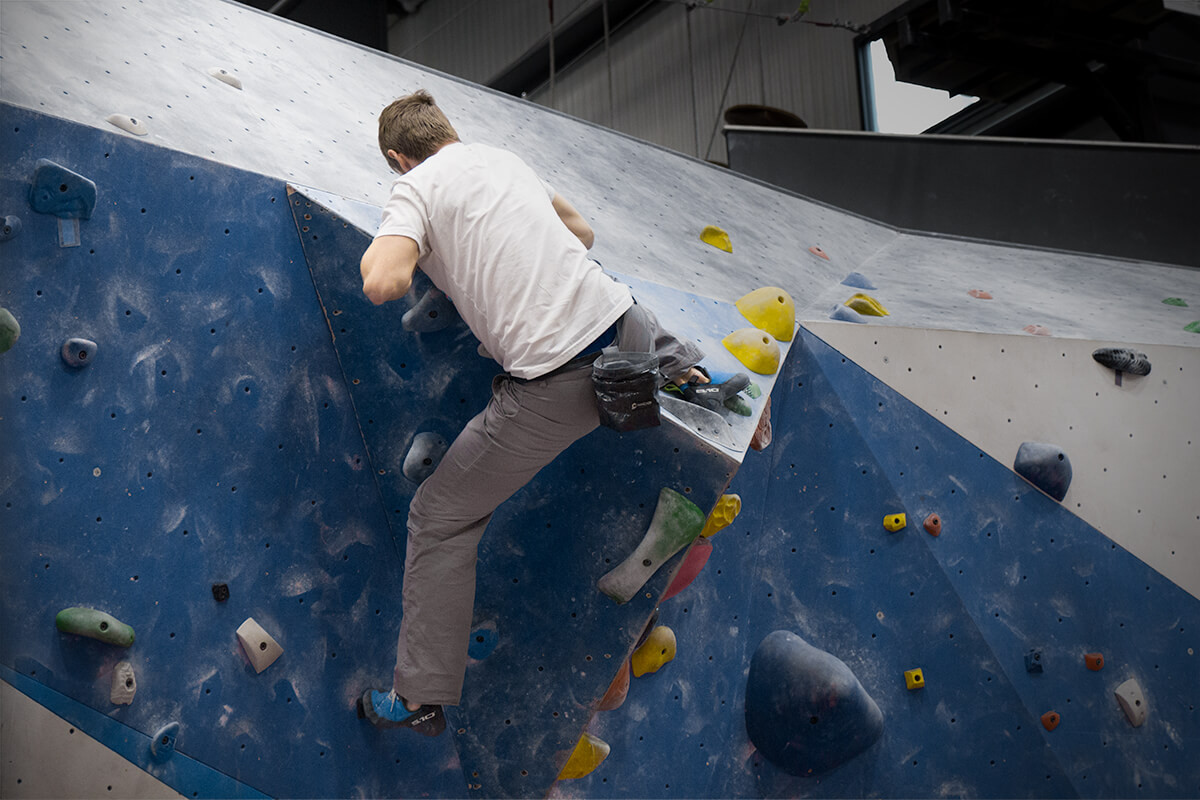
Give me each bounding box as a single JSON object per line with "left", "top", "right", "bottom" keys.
{"left": 376, "top": 142, "right": 633, "bottom": 379}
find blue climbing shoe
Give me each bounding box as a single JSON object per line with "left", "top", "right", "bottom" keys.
{"left": 358, "top": 689, "right": 446, "bottom": 737}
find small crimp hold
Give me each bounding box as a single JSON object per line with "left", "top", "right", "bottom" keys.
{"left": 904, "top": 668, "right": 924, "bottom": 690}
{"left": 1024, "top": 649, "right": 1044, "bottom": 673}
{"left": 1, "top": 215, "right": 22, "bottom": 241}
{"left": 61, "top": 338, "right": 98, "bottom": 368}
{"left": 29, "top": 159, "right": 97, "bottom": 220}
{"left": 883, "top": 513, "right": 906, "bottom": 533}
{"left": 840, "top": 271, "right": 876, "bottom": 290}
{"left": 923, "top": 513, "right": 942, "bottom": 536}
{"left": 750, "top": 395, "right": 773, "bottom": 451}
{"left": 700, "top": 225, "right": 732, "bottom": 253}
{"left": 1023, "top": 324, "right": 1051, "bottom": 336}
{"left": 597, "top": 660, "right": 631, "bottom": 711}
{"left": 809, "top": 245, "right": 830, "bottom": 260}
{"left": 212, "top": 583, "right": 230, "bottom": 602}
{"left": 150, "top": 722, "right": 180, "bottom": 762}
{"left": 1041, "top": 711, "right": 1060, "bottom": 731}
{"left": 236, "top": 617, "right": 283, "bottom": 673}
{"left": 111, "top": 661, "right": 137, "bottom": 705}
{"left": 105, "top": 114, "right": 148, "bottom": 136}
{"left": 1162, "top": 297, "right": 1188, "bottom": 307}
{"left": 968, "top": 289, "right": 993, "bottom": 299}
{"left": 1085, "top": 652, "right": 1105, "bottom": 671}
{"left": 1114, "top": 678, "right": 1146, "bottom": 727}
{"left": 208, "top": 67, "right": 243, "bottom": 89}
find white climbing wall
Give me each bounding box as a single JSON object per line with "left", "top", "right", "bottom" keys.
{"left": 807, "top": 321, "right": 1200, "bottom": 600}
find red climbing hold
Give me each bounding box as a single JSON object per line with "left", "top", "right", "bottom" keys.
{"left": 968, "top": 289, "right": 993, "bottom": 300}
{"left": 661, "top": 538, "right": 714, "bottom": 601}
{"left": 1041, "top": 711, "right": 1061, "bottom": 731}
{"left": 1085, "top": 652, "right": 1105, "bottom": 671}
{"left": 808, "top": 245, "right": 830, "bottom": 260}
{"left": 1023, "top": 324, "right": 1051, "bottom": 336}
{"left": 750, "top": 395, "right": 773, "bottom": 451}
{"left": 923, "top": 513, "right": 942, "bottom": 537}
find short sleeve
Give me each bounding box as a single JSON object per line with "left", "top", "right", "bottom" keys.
{"left": 539, "top": 177, "right": 555, "bottom": 202}
{"left": 376, "top": 180, "right": 429, "bottom": 255}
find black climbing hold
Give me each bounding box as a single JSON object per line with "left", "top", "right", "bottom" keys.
{"left": 1025, "top": 649, "right": 1044, "bottom": 673}
{"left": 212, "top": 583, "right": 230, "bottom": 603}
{"left": 1092, "top": 347, "right": 1151, "bottom": 382}
{"left": 402, "top": 287, "right": 459, "bottom": 332}
{"left": 402, "top": 432, "right": 448, "bottom": 484}
{"left": 1013, "top": 442, "right": 1072, "bottom": 502}
{"left": 744, "top": 630, "right": 883, "bottom": 777}
{"left": 29, "top": 159, "right": 97, "bottom": 220}
{"left": 1, "top": 215, "right": 21, "bottom": 240}
{"left": 61, "top": 338, "right": 98, "bottom": 368}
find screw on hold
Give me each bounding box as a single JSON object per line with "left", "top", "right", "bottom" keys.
{"left": 212, "top": 583, "right": 230, "bottom": 602}
{"left": 1025, "top": 649, "right": 1044, "bottom": 673}
{"left": 61, "top": 338, "right": 97, "bottom": 368}
{"left": 1, "top": 215, "right": 22, "bottom": 241}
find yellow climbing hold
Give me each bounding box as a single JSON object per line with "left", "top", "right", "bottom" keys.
{"left": 736, "top": 286, "right": 796, "bottom": 342}
{"left": 632, "top": 625, "right": 677, "bottom": 677}
{"left": 883, "top": 513, "right": 907, "bottom": 532}
{"left": 558, "top": 732, "right": 611, "bottom": 780}
{"left": 700, "top": 225, "right": 732, "bottom": 253}
{"left": 701, "top": 494, "right": 742, "bottom": 538}
{"left": 844, "top": 293, "right": 889, "bottom": 317}
{"left": 722, "top": 328, "right": 781, "bottom": 375}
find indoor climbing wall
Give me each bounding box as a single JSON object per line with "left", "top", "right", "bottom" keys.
{"left": 2, "top": 0, "right": 1199, "bottom": 798}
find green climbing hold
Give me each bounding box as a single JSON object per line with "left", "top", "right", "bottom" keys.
{"left": 1185, "top": 321, "right": 1200, "bottom": 334}
{"left": 56, "top": 607, "right": 136, "bottom": 647}
{"left": 1163, "top": 298, "right": 1188, "bottom": 307}
{"left": 0, "top": 308, "right": 20, "bottom": 354}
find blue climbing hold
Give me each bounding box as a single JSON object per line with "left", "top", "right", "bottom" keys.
{"left": 61, "top": 338, "right": 98, "bottom": 368}
{"left": 1013, "top": 442, "right": 1072, "bottom": 502}
{"left": 1, "top": 215, "right": 22, "bottom": 241}
{"left": 29, "top": 159, "right": 97, "bottom": 220}
{"left": 402, "top": 431, "right": 448, "bottom": 483}
{"left": 1024, "top": 649, "right": 1044, "bottom": 673}
{"left": 840, "top": 271, "right": 876, "bottom": 290}
{"left": 467, "top": 623, "right": 499, "bottom": 660}
{"left": 829, "top": 304, "right": 865, "bottom": 323}
{"left": 402, "top": 287, "right": 459, "bottom": 332}
{"left": 744, "top": 630, "right": 884, "bottom": 777}
{"left": 150, "top": 721, "right": 180, "bottom": 762}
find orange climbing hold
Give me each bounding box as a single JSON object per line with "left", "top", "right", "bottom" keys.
{"left": 597, "top": 660, "right": 631, "bottom": 711}
{"left": 722, "top": 328, "right": 781, "bottom": 375}
{"left": 809, "top": 245, "right": 830, "bottom": 260}
{"left": 923, "top": 513, "right": 942, "bottom": 537}
{"left": 1023, "top": 324, "right": 1051, "bottom": 336}
{"left": 1085, "top": 652, "right": 1105, "bottom": 671}
{"left": 736, "top": 287, "right": 796, "bottom": 342}
{"left": 750, "top": 395, "right": 773, "bottom": 451}
{"left": 968, "top": 289, "right": 993, "bottom": 300}
{"left": 1041, "top": 711, "right": 1061, "bottom": 731}
{"left": 632, "top": 625, "right": 676, "bottom": 677}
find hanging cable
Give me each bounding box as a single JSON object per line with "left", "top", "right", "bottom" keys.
{"left": 702, "top": 1, "right": 752, "bottom": 162}
{"left": 659, "top": 0, "right": 868, "bottom": 34}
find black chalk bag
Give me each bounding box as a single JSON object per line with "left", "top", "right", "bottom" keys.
{"left": 592, "top": 351, "right": 661, "bottom": 432}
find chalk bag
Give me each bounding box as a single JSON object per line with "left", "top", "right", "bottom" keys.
{"left": 592, "top": 351, "right": 661, "bottom": 432}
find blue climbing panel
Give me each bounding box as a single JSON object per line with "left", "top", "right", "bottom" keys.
{"left": 564, "top": 328, "right": 1200, "bottom": 798}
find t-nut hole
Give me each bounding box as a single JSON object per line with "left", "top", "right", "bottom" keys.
{"left": 99, "top": 621, "right": 109, "bottom": 631}
{"left": 642, "top": 559, "right": 652, "bottom": 567}
{"left": 259, "top": 641, "right": 268, "bottom": 651}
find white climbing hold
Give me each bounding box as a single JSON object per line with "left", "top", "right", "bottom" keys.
{"left": 1114, "top": 678, "right": 1147, "bottom": 727}
{"left": 236, "top": 617, "right": 283, "bottom": 673}
{"left": 111, "top": 661, "right": 137, "bottom": 705}
{"left": 105, "top": 114, "right": 148, "bottom": 136}
{"left": 208, "top": 67, "right": 243, "bottom": 89}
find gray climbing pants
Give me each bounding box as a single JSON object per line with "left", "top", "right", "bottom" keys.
{"left": 393, "top": 300, "right": 703, "bottom": 705}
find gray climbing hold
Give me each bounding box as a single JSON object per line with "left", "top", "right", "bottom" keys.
{"left": 829, "top": 304, "right": 865, "bottom": 323}
{"left": 1014, "top": 442, "right": 1072, "bottom": 502}
{"left": 1092, "top": 347, "right": 1151, "bottom": 386}
{"left": 1, "top": 215, "right": 21, "bottom": 240}
{"left": 61, "top": 338, "right": 98, "bottom": 368}
{"left": 208, "top": 67, "right": 243, "bottom": 89}
{"left": 744, "top": 630, "right": 883, "bottom": 777}
{"left": 111, "top": 661, "right": 137, "bottom": 705}
{"left": 840, "top": 271, "right": 876, "bottom": 290}
{"left": 150, "top": 721, "right": 180, "bottom": 762}
{"left": 105, "top": 114, "right": 148, "bottom": 136}
{"left": 0, "top": 308, "right": 20, "bottom": 354}
{"left": 403, "top": 432, "right": 448, "bottom": 483}
{"left": 29, "top": 159, "right": 97, "bottom": 220}
{"left": 402, "top": 287, "right": 459, "bottom": 332}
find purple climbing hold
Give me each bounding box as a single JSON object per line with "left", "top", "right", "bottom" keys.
{"left": 840, "top": 271, "right": 877, "bottom": 291}
{"left": 1014, "top": 442, "right": 1072, "bottom": 502}
{"left": 402, "top": 431, "right": 448, "bottom": 483}
{"left": 402, "top": 287, "right": 459, "bottom": 332}
{"left": 745, "top": 631, "right": 883, "bottom": 777}
{"left": 61, "top": 338, "right": 97, "bottom": 368}
{"left": 29, "top": 159, "right": 97, "bottom": 220}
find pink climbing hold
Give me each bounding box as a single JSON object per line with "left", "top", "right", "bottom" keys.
{"left": 661, "top": 538, "right": 714, "bottom": 601}
{"left": 1023, "top": 324, "right": 1051, "bottom": 336}
{"left": 968, "top": 289, "right": 993, "bottom": 300}
{"left": 808, "top": 245, "right": 830, "bottom": 260}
